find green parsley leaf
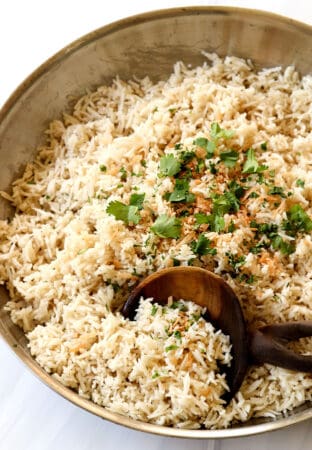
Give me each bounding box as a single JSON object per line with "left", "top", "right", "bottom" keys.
{"left": 242, "top": 148, "right": 268, "bottom": 174}
{"left": 194, "top": 137, "right": 216, "bottom": 158}
{"left": 210, "top": 123, "right": 235, "bottom": 141}
{"left": 151, "top": 214, "right": 182, "bottom": 239}
{"left": 190, "top": 234, "right": 217, "bottom": 256}
{"left": 99, "top": 164, "right": 107, "bottom": 172}
{"left": 282, "top": 204, "right": 312, "bottom": 236}
{"left": 159, "top": 154, "right": 181, "bottom": 177}
{"left": 106, "top": 201, "right": 140, "bottom": 225}
{"left": 296, "top": 179, "right": 305, "bottom": 188}
{"left": 228, "top": 180, "right": 246, "bottom": 199}
{"left": 152, "top": 371, "right": 160, "bottom": 379}
{"left": 129, "top": 193, "right": 145, "bottom": 210}
{"left": 260, "top": 142, "right": 267, "bottom": 151}
{"left": 220, "top": 150, "right": 239, "bottom": 168}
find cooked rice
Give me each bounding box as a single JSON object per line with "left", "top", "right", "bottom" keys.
{"left": 1, "top": 53, "right": 312, "bottom": 428}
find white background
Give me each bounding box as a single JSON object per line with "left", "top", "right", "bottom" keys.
{"left": 1, "top": 1, "right": 312, "bottom": 449}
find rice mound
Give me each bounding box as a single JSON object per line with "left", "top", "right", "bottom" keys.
{"left": 1, "top": 53, "right": 312, "bottom": 428}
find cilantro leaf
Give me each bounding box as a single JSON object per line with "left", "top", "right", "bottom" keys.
{"left": 151, "top": 214, "right": 182, "bottom": 239}
{"left": 159, "top": 154, "right": 181, "bottom": 177}
{"left": 212, "top": 191, "right": 240, "bottom": 215}
{"left": 271, "top": 235, "right": 295, "bottom": 255}
{"left": 190, "top": 234, "right": 217, "bottom": 256}
{"left": 168, "top": 179, "right": 195, "bottom": 203}
{"left": 129, "top": 193, "right": 145, "bottom": 210}
{"left": 268, "top": 186, "right": 286, "bottom": 198}
{"left": 195, "top": 213, "right": 225, "bottom": 232}
{"left": 210, "top": 122, "right": 235, "bottom": 141}
{"left": 282, "top": 204, "right": 312, "bottom": 236}
{"left": 194, "top": 137, "right": 216, "bottom": 158}
{"left": 242, "top": 148, "right": 268, "bottom": 174}
{"left": 106, "top": 201, "right": 140, "bottom": 225}
{"left": 226, "top": 252, "right": 246, "bottom": 272}
{"left": 296, "top": 179, "right": 305, "bottom": 188}
{"left": 220, "top": 150, "right": 239, "bottom": 168}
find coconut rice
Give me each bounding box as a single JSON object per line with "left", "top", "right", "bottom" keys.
{"left": 1, "top": 53, "right": 312, "bottom": 428}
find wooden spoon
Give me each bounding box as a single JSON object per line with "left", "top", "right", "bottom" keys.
{"left": 121, "top": 267, "right": 312, "bottom": 401}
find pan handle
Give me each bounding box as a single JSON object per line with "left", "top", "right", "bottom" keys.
{"left": 249, "top": 321, "right": 312, "bottom": 373}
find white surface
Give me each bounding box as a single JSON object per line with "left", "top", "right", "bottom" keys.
{"left": 1, "top": 1, "right": 312, "bottom": 449}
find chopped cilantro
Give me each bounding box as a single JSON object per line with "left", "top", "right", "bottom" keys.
{"left": 170, "top": 301, "right": 188, "bottom": 311}
{"left": 106, "top": 201, "right": 140, "bottom": 225}
{"left": 194, "top": 213, "right": 225, "bottom": 232}
{"left": 152, "top": 371, "right": 160, "bottom": 379}
{"left": 296, "top": 179, "right": 305, "bottom": 188}
{"left": 282, "top": 204, "right": 312, "bottom": 236}
{"left": 190, "top": 234, "right": 217, "bottom": 256}
{"left": 172, "top": 258, "right": 181, "bottom": 267}
{"left": 271, "top": 235, "right": 295, "bottom": 255}
{"left": 159, "top": 154, "right": 181, "bottom": 177}
{"left": 228, "top": 220, "right": 236, "bottom": 233}
{"left": 228, "top": 180, "right": 246, "bottom": 199}
{"left": 179, "top": 150, "right": 196, "bottom": 165}
{"left": 151, "top": 214, "right": 182, "bottom": 239}
{"left": 239, "top": 273, "right": 256, "bottom": 284}
{"left": 210, "top": 122, "right": 235, "bottom": 141}
{"left": 174, "top": 330, "right": 182, "bottom": 341}
{"left": 119, "top": 167, "right": 127, "bottom": 181}
{"left": 212, "top": 191, "right": 240, "bottom": 215}
{"left": 193, "top": 137, "right": 215, "bottom": 158}
{"left": 129, "top": 193, "right": 145, "bottom": 210}
{"left": 260, "top": 142, "right": 267, "bottom": 151}
{"left": 151, "top": 304, "right": 158, "bottom": 316}
{"left": 268, "top": 186, "right": 286, "bottom": 198}
{"left": 165, "top": 345, "right": 179, "bottom": 352}
{"left": 168, "top": 179, "right": 194, "bottom": 203}
{"left": 226, "top": 252, "right": 246, "bottom": 272}
{"left": 99, "top": 164, "right": 107, "bottom": 172}
{"left": 220, "top": 150, "right": 239, "bottom": 168}
{"left": 242, "top": 148, "right": 268, "bottom": 174}
{"left": 209, "top": 162, "right": 218, "bottom": 174}
{"left": 248, "top": 191, "right": 260, "bottom": 199}
{"left": 140, "top": 159, "right": 147, "bottom": 167}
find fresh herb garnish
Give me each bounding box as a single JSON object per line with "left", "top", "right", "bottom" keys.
{"left": 296, "top": 179, "right": 305, "bottom": 188}
{"left": 260, "top": 142, "right": 267, "bottom": 151}
{"left": 226, "top": 252, "right": 246, "bottom": 272}
{"left": 168, "top": 178, "right": 195, "bottom": 203}
{"left": 106, "top": 201, "right": 140, "bottom": 225}
{"left": 159, "top": 154, "right": 181, "bottom": 177}
{"left": 271, "top": 235, "right": 295, "bottom": 255}
{"left": 170, "top": 301, "right": 188, "bottom": 311}
{"left": 282, "top": 204, "right": 312, "bottom": 236}
{"left": 190, "top": 234, "right": 217, "bottom": 256}
{"left": 119, "top": 167, "right": 127, "bottom": 181}
{"left": 212, "top": 191, "right": 240, "bottom": 215}
{"left": 242, "top": 148, "right": 268, "bottom": 174}
{"left": 151, "top": 304, "right": 158, "bottom": 316}
{"left": 165, "top": 345, "right": 179, "bottom": 352}
{"left": 99, "top": 164, "right": 107, "bottom": 172}
{"left": 268, "top": 186, "right": 286, "bottom": 198}
{"left": 210, "top": 122, "right": 235, "bottom": 141}
{"left": 220, "top": 150, "right": 239, "bottom": 168}
{"left": 129, "top": 193, "right": 145, "bottom": 210}
{"left": 174, "top": 330, "right": 182, "bottom": 341}
{"left": 152, "top": 371, "right": 160, "bottom": 379}
{"left": 151, "top": 214, "right": 182, "bottom": 239}
{"left": 194, "top": 137, "right": 215, "bottom": 158}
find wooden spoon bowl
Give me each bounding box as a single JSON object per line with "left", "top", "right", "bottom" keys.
{"left": 122, "top": 267, "right": 312, "bottom": 401}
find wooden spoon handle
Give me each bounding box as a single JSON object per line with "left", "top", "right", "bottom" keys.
{"left": 249, "top": 323, "right": 312, "bottom": 373}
